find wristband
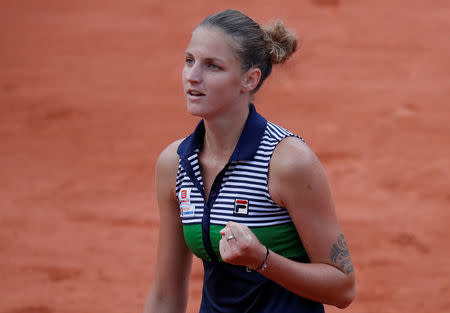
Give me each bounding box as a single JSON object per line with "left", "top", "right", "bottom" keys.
{"left": 246, "top": 246, "right": 269, "bottom": 272}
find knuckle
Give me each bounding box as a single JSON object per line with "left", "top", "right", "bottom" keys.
{"left": 241, "top": 239, "right": 251, "bottom": 250}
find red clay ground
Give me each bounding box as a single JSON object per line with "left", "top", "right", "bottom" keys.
{"left": 1, "top": 1, "right": 449, "bottom": 312}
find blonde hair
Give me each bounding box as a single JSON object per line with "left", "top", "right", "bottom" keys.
{"left": 263, "top": 20, "right": 297, "bottom": 65}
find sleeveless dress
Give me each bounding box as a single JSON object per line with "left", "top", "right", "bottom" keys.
{"left": 176, "top": 104, "right": 325, "bottom": 313}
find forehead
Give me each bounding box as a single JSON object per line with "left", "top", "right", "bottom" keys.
{"left": 186, "top": 26, "right": 239, "bottom": 63}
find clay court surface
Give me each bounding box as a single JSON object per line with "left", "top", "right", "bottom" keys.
{"left": 1, "top": 0, "right": 449, "bottom": 312}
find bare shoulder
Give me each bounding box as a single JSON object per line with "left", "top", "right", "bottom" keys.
{"left": 156, "top": 139, "right": 184, "bottom": 175}
{"left": 269, "top": 136, "right": 329, "bottom": 207}
{"left": 271, "top": 136, "right": 320, "bottom": 178}
{"left": 155, "top": 139, "right": 184, "bottom": 200}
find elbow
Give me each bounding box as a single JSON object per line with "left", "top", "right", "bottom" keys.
{"left": 335, "top": 280, "right": 356, "bottom": 309}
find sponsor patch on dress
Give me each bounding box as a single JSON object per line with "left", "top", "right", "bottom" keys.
{"left": 180, "top": 204, "right": 195, "bottom": 217}
{"left": 234, "top": 199, "right": 249, "bottom": 215}
{"left": 179, "top": 188, "right": 191, "bottom": 204}
{"left": 179, "top": 188, "right": 195, "bottom": 217}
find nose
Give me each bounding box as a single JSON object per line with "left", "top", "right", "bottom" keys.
{"left": 185, "top": 62, "right": 202, "bottom": 83}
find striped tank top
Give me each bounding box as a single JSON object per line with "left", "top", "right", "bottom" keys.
{"left": 176, "top": 104, "right": 324, "bottom": 313}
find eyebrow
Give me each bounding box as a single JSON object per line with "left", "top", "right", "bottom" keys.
{"left": 184, "top": 51, "right": 225, "bottom": 64}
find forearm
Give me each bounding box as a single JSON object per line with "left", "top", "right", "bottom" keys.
{"left": 260, "top": 250, "right": 355, "bottom": 309}
{"left": 142, "top": 284, "right": 188, "bottom": 313}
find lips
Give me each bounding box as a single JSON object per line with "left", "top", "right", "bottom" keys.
{"left": 187, "top": 88, "right": 205, "bottom": 97}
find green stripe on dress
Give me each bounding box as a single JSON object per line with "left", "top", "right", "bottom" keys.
{"left": 183, "top": 224, "right": 211, "bottom": 261}
{"left": 184, "top": 223, "right": 309, "bottom": 263}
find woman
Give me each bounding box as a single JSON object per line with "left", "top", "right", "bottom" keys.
{"left": 143, "top": 9, "right": 355, "bottom": 313}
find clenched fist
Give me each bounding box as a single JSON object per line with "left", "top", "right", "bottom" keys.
{"left": 219, "top": 221, "right": 267, "bottom": 270}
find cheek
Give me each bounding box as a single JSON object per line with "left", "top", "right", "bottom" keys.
{"left": 181, "top": 66, "right": 188, "bottom": 84}
{"left": 211, "top": 74, "right": 243, "bottom": 94}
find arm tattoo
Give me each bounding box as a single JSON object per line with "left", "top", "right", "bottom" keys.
{"left": 330, "top": 234, "right": 354, "bottom": 275}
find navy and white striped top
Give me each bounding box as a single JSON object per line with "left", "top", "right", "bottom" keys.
{"left": 176, "top": 104, "right": 324, "bottom": 313}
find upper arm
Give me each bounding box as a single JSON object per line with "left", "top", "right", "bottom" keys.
{"left": 269, "top": 137, "right": 353, "bottom": 275}
{"left": 150, "top": 139, "right": 193, "bottom": 306}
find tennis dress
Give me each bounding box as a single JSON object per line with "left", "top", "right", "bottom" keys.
{"left": 176, "top": 104, "right": 325, "bottom": 313}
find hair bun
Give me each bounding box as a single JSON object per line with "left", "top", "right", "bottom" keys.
{"left": 263, "top": 20, "right": 298, "bottom": 65}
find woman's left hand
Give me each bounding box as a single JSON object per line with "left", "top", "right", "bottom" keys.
{"left": 219, "top": 221, "right": 267, "bottom": 270}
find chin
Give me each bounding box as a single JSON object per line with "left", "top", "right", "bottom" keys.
{"left": 185, "top": 99, "right": 224, "bottom": 120}
{"left": 186, "top": 101, "right": 207, "bottom": 117}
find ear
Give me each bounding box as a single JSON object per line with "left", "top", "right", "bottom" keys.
{"left": 241, "top": 67, "right": 261, "bottom": 93}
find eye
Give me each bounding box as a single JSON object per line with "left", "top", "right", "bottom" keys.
{"left": 208, "top": 63, "right": 222, "bottom": 71}
{"left": 185, "top": 56, "right": 194, "bottom": 65}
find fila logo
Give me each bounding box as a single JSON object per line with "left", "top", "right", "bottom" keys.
{"left": 234, "top": 199, "right": 249, "bottom": 215}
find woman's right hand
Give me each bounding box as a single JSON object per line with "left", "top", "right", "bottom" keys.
{"left": 219, "top": 221, "right": 267, "bottom": 270}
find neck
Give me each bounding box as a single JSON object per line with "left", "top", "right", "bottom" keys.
{"left": 202, "top": 102, "right": 250, "bottom": 161}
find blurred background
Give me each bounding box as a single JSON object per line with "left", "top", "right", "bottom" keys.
{"left": 1, "top": 0, "right": 449, "bottom": 312}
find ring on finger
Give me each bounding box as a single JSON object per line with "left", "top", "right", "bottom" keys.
{"left": 226, "top": 235, "right": 235, "bottom": 241}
